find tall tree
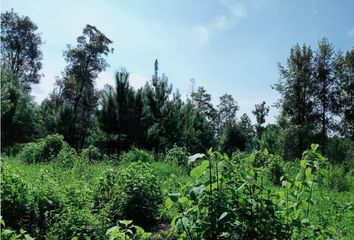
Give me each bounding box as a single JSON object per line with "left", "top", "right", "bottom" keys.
{"left": 1, "top": 67, "right": 43, "bottom": 148}
{"left": 238, "top": 113, "right": 256, "bottom": 151}
{"left": 334, "top": 49, "right": 354, "bottom": 140}
{"left": 217, "top": 94, "right": 239, "bottom": 129}
{"left": 191, "top": 86, "right": 217, "bottom": 124}
{"left": 252, "top": 101, "right": 269, "bottom": 139}
{"left": 141, "top": 60, "right": 173, "bottom": 150}
{"left": 275, "top": 44, "right": 316, "bottom": 159}
{"left": 313, "top": 38, "right": 335, "bottom": 153}
{"left": 97, "top": 69, "right": 144, "bottom": 152}
{"left": 1, "top": 9, "right": 43, "bottom": 89}
{"left": 56, "top": 24, "right": 113, "bottom": 149}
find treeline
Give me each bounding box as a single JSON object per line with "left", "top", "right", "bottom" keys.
{"left": 1, "top": 10, "right": 353, "bottom": 164}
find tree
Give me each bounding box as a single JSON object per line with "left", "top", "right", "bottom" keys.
{"left": 313, "top": 38, "right": 335, "bottom": 153}
{"left": 1, "top": 67, "right": 43, "bottom": 148}
{"left": 259, "top": 124, "right": 281, "bottom": 154}
{"left": 334, "top": 49, "right": 354, "bottom": 140}
{"left": 1, "top": 9, "right": 43, "bottom": 89}
{"left": 97, "top": 69, "right": 144, "bottom": 153}
{"left": 220, "top": 120, "right": 246, "bottom": 155}
{"left": 252, "top": 101, "right": 269, "bottom": 139}
{"left": 238, "top": 113, "right": 256, "bottom": 151}
{"left": 191, "top": 86, "right": 217, "bottom": 123}
{"left": 275, "top": 43, "right": 316, "bottom": 159}
{"left": 217, "top": 94, "right": 239, "bottom": 132}
{"left": 55, "top": 24, "right": 113, "bottom": 149}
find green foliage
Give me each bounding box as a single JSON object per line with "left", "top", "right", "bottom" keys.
{"left": 1, "top": 219, "right": 34, "bottom": 240}
{"left": 81, "top": 144, "right": 102, "bottom": 162}
{"left": 219, "top": 121, "right": 247, "bottom": 155}
{"left": 1, "top": 67, "right": 43, "bottom": 149}
{"left": 19, "top": 134, "right": 66, "bottom": 163}
{"left": 164, "top": 145, "right": 189, "bottom": 167}
{"left": 46, "top": 208, "right": 107, "bottom": 240}
{"left": 120, "top": 148, "right": 155, "bottom": 164}
{"left": 1, "top": 164, "right": 31, "bottom": 230}
{"left": 326, "top": 165, "right": 352, "bottom": 192}
{"left": 1, "top": 9, "right": 43, "bottom": 88}
{"left": 116, "top": 162, "right": 163, "bottom": 229}
{"left": 106, "top": 220, "right": 154, "bottom": 240}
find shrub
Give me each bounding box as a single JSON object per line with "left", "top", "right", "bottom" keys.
{"left": 116, "top": 162, "right": 163, "bottom": 229}
{"left": 267, "top": 155, "right": 285, "bottom": 185}
{"left": 19, "top": 134, "right": 66, "bottom": 163}
{"left": 46, "top": 208, "right": 107, "bottom": 240}
{"left": 93, "top": 163, "right": 163, "bottom": 230}
{"left": 81, "top": 145, "right": 102, "bottom": 162}
{"left": 164, "top": 146, "right": 189, "bottom": 167}
{"left": 29, "top": 170, "right": 63, "bottom": 237}
{"left": 120, "top": 148, "right": 155, "bottom": 164}
{"left": 327, "top": 166, "right": 351, "bottom": 192}
{"left": 54, "top": 145, "right": 79, "bottom": 168}
{"left": 1, "top": 164, "right": 31, "bottom": 230}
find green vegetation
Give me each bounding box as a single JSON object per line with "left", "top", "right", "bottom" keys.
{"left": 1, "top": 141, "right": 353, "bottom": 239}
{"left": 1, "top": 9, "right": 353, "bottom": 240}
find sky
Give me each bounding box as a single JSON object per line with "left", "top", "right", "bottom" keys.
{"left": 2, "top": 0, "right": 354, "bottom": 123}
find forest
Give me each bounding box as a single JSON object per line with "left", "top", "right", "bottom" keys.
{"left": 1, "top": 8, "right": 354, "bottom": 240}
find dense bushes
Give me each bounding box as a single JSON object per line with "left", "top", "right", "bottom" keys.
{"left": 1, "top": 143, "right": 353, "bottom": 239}
{"left": 1, "top": 164, "right": 30, "bottom": 230}
{"left": 164, "top": 145, "right": 189, "bottom": 167}
{"left": 19, "top": 134, "right": 66, "bottom": 163}
{"left": 119, "top": 148, "right": 155, "bottom": 164}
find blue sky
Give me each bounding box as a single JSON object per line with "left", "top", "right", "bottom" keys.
{"left": 2, "top": 0, "right": 354, "bottom": 123}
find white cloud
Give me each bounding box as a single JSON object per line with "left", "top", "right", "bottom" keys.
{"left": 96, "top": 71, "right": 114, "bottom": 90}
{"left": 129, "top": 72, "right": 149, "bottom": 89}
{"left": 31, "top": 73, "right": 56, "bottom": 103}
{"left": 192, "top": 0, "right": 248, "bottom": 48}
{"left": 192, "top": 26, "right": 212, "bottom": 46}
{"left": 347, "top": 27, "right": 354, "bottom": 38}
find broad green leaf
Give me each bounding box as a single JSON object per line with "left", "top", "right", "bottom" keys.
{"left": 165, "top": 198, "right": 174, "bottom": 209}
{"left": 188, "top": 153, "right": 205, "bottom": 164}
{"left": 168, "top": 193, "right": 181, "bottom": 202}
{"left": 300, "top": 160, "right": 307, "bottom": 168}
{"left": 305, "top": 167, "right": 312, "bottom": 177}
{"left": 119, "top": 220, "right": 133, "bottom": 227}
{"left": 190, "top": 160, "right": 209, "bottom": 178}
{"left": 263, "top": 148, "right": 269, "bottom": 155}
{"left": 190, "top": 184, "right": 205, "bottom": 199}
{"left": 106, "top": 226, "right": 119, "bottom": 235}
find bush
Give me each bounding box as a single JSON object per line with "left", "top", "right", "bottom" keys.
{"left": 54, "top": 145, "right": 79, "bottom": 168}
{"left": 120, "top": 148, "right": 155, "bottom": 164}
{"left": 116, "top": 162, "right": 163, "bottom": 229}
{"left": 19, "top": 134, "right": 66, "bottom": 164}
{"left": 327, "top": 166, "right": 352, "bottom": 192}
{"left": 164, "top": 146, "right": 189, "bottom": 167}
{"left": 81, "top": 145, "right": 102, "bottom": 162}
{"left": 267, "top": 155, "right": 285, "bottom": 185}
{"left": 1, "top": 164, "right": 31, "bottom": 230}
{"left": 46, "top": 208, "right": 107, "bottom": 240}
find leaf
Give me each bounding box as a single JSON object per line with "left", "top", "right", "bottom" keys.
{"left": 106, "top": 226, "right": 119, "bottom": 235}
{"left": 190, "top": 160, "right": 209, "bottom": 178}
{"left": 300, "top": 160, "right": 307, "bottom": 169}
{"left": 119, "top": 220, "right": 133, "bottom": 227}
{"left": 168, "top": 193, "right": 181, "bottom": 202}
{"left": 218, "top": 212, "right": 228, "bottom": 221}
{"left": 190, "top": 184, "right": 205, "bottom": 199}
{"left": 165, "top": 198, "right": 174, "bottom": 209}
{"left": 263, "top": 148, "right": 269, "bottom": 155}
{"left": 305, "top": 167, "right": 312, "bottom": 177}
{"left": 311, "top": 144, "right": 319, "bottom": 151}
{"left": 188, "top": 153, "right": 205, "bottom": 164}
